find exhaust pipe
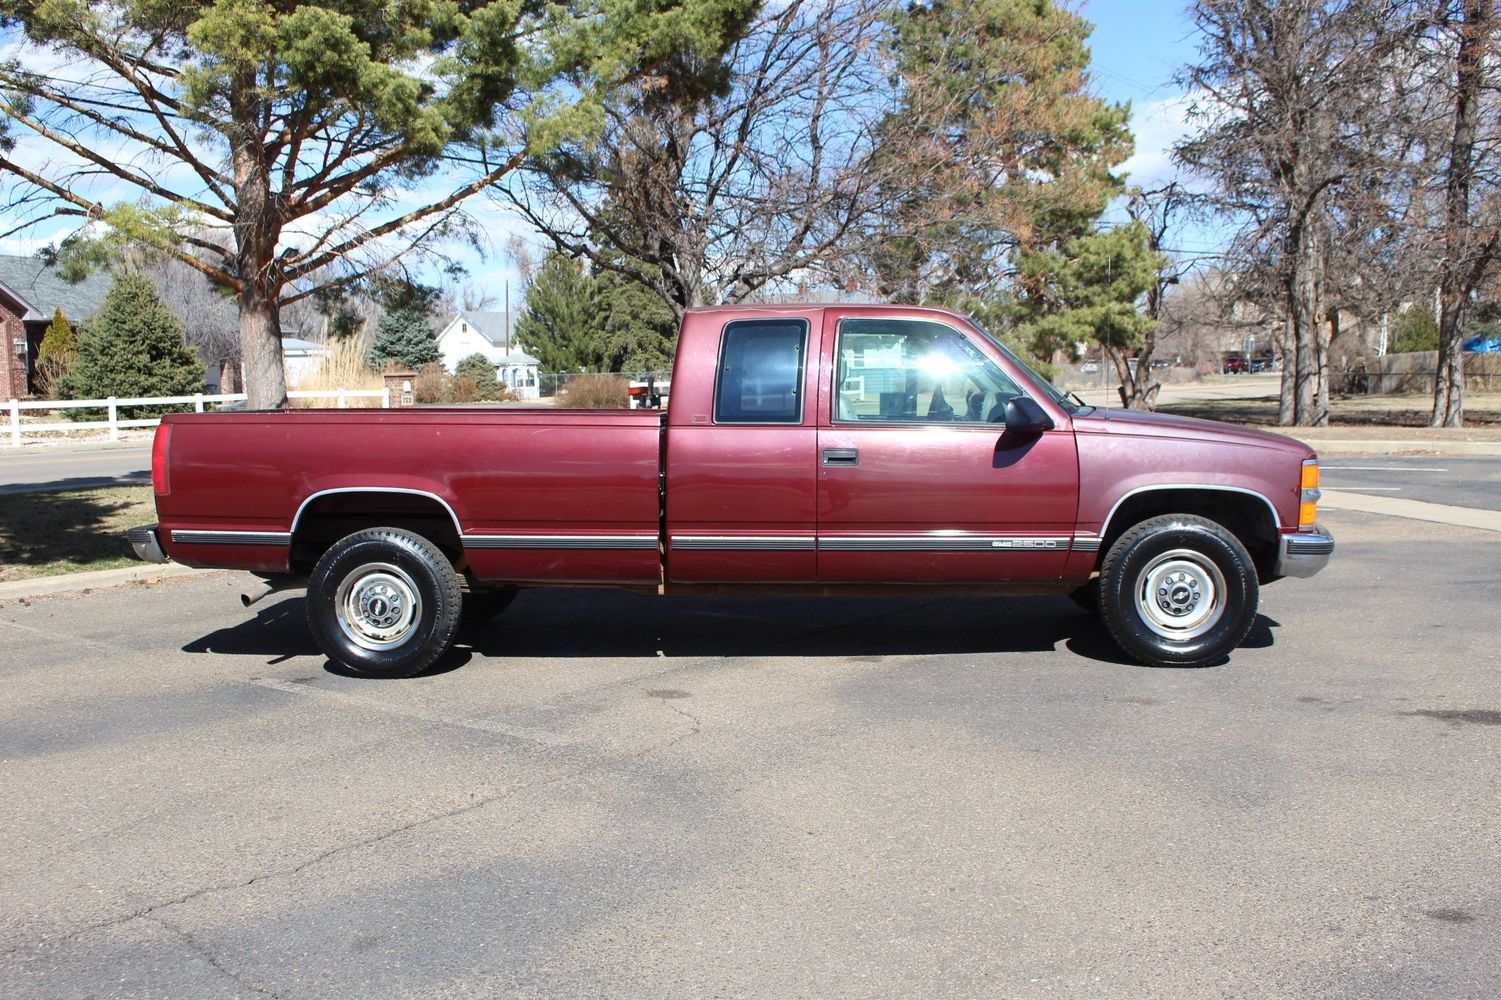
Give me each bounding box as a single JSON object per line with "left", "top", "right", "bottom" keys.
{"left": 241, "top": 576, "right": 304, "bottom": 608}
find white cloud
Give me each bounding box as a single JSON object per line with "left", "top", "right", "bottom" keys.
{"left": 1119, "top": 92, "right": 1194, "bottom": 189}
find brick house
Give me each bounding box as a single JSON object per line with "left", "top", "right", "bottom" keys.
{"left": 0, "top": 255, "right": 111, "bottom": 398}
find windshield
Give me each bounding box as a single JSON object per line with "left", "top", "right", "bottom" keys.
{"left": 966, "top": 319, "right": 1081, "bottom": 414}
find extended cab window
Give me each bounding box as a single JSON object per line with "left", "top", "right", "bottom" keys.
{"left": 835, "top": 319, "right": 1023, "bottom": 424}
{"left": 714, "top": 319, "right": 807, "bottom": 424}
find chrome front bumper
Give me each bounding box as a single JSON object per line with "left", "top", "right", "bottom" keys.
{"left": 127, "top": 524, "right": 168, "bottom": 564}
{"left": 1275, "top": 525, "right": 1334, "bottom": 578}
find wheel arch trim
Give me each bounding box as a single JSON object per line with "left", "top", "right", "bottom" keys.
{"left": 290, "top": 487, "right": 465, "bottom": 538}
{"left": 1098, "top": 484, "right": 1283, "bottom": 544}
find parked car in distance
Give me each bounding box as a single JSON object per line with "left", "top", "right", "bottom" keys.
{"left": 1080, "top": 361, "right": 1100, "bottom": 374}
{"left": 1222, "top": 356, "right": 1249, "bottom": 374}
{"left": 1463, "top": 334, "right": 1501, "bottom": 353}
{"left": 129, "top": 303, "right": 1333, "bottom": 677}
{"left": 1251, "top": 357, "right": 1276, "bottom": 373}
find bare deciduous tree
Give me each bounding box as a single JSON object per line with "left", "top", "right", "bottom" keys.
{"left": 499, "top": 0, "right": 892, "bottom": 320}
{"left": 1176, "top": 0, "right": 1425, "bottom": 426}
{"left": 1426, "top": 0, "right": 1501, "bottom": 426}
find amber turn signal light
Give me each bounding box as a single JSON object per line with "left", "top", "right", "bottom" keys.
{"left": 1298, "top": 458, "right": 1320, "bottom": 527}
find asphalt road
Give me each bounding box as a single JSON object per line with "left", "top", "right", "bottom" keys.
{"left": 2, "top": 509, "right": 1498, "bottom": 998}
{"left": 0, "top": 445, "right": 151, "bottom": 494}
{"left": 1322, "top": 456, "right": 1501, "bottom": 512}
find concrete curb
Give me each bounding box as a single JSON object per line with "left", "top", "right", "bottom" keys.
{"left": 0, "top": 563, "right": 216, "bottom": 602}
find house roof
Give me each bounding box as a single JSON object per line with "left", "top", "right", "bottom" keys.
{"left": 0, "top": 255, "right": 112, "bottom": 324}
{"left": 497, "top": 350, "right": 541, "bottom": 366}
{"left": 439, "top": 310, "right": 540, "bottom": 366}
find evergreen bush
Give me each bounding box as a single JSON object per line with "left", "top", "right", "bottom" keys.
{"left": 35, "top": 307, "right": 78, "bottom": 399}
{"left": 1390, "top": 308, "right": 1439, "bottom": 354}
{"left": 454, "top": 353, "right": 501, "bottom": 400}
{"left": 58, "top": 273, "right": 202, "bottom": 417}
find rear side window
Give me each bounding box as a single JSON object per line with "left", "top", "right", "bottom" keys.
{"left": 713, "top": 319, "right": 808, "bottom": 424}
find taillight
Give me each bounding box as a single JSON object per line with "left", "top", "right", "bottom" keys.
{"left": 152, "top": 423, "right": 172, "bottom": 496}
{"left": 1299, "top": 458, "right": 1320, "bottom": 528}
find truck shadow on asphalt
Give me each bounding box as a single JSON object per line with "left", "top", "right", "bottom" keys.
{"left": 181, "top": 589, "right": 1279, "bottom": 674}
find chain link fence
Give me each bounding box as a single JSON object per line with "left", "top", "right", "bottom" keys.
{"left": 537, "top": 371, "right": 673, "bottom": 399}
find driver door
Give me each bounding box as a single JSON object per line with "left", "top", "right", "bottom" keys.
{"left": 816, "top": 315, "right": 1079, "bottom": 583}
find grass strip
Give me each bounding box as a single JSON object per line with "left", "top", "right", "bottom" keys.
{"left": 0, "top": 485, "right": 154, "bottom": 581}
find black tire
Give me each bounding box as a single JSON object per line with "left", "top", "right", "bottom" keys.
{"left": 1069, "top": 579, "right": 1100, "bottom": 616}
{"left": 305, "top": 527, "right": 462, "bottom": 678}
{"left": 1097, "top": 514, "right": 1259, "bottom": 668}
{"left": 460, "top": 586, "right": 519, "bottom": 628}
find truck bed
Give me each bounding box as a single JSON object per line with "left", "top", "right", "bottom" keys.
{"left": 156, "top": 407, "right": 664, "bottom": 584}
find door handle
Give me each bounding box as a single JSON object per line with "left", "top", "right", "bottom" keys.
{"left": 821, "top": 448, "right": 859, "bottom": 467}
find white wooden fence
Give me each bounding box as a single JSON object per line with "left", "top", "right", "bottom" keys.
{"left": 5, "top": 388, "right": 391, "bottom": 446}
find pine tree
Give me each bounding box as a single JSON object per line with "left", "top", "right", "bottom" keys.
{"left": 515, "top": 254, "right": 604, "bottom": 372}
{"left": 595, "top": 265, "right": 677, "bottom": 372}
{"left": 455, "top": 353, "right": 501, "bottom": 400}
{"left": 872, "top": 0, "right": 1132, "bottom": 301}
{"left": 1015, "top": 222, "right": 1165, "bottom": 390}
{"left": 366, "top": 301, "right": 441, "bottom": 370}
{"left": 35, "top": 307, "right": 78, "bottom": 398}
{"left": 58, "top": 273, "right": 203, "bottom": 417}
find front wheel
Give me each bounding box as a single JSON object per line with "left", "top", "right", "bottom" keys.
{"left": 306, "top": 527, "right": 462, "bottom": 678}
{"left": 1097, "top": 514, "right": 1259, "bottom": 668}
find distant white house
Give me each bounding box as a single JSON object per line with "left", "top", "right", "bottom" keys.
{"left": 282, "top": 337, "right": 329, "bottom": 386}
{"left": 434, "top": 310, "right": 541, "bottom": 399}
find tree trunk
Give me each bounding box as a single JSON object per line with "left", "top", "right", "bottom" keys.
{"left": 239, "top": 282, "right": 287, "bottom": 409}
{"left": 1277, "top": 316, "right": 1296, "bottom": 426}
{"left": 1431, "top": 0, "right": 1491, "bottom": 428}
{"left": 1292, "top": 265, "right": 1320, "bottom": 426}
{"left": 231, "top": 90, "right": 288, "bottom": 410}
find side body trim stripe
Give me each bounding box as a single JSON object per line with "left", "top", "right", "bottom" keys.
{"left": 172, "top": 529, "right": 293, "bottom": 546}
{"left": 672, "top": 536, "right": 815, "bottom": 551}
{"left": 818, "top": 535, "right": 1073, "bottom": 552}
{"left": 462, "top": 534, "right": 658, "bottom": 550}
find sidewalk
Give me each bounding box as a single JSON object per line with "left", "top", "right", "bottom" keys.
{"left": 1271, "top": 425, "right": 1501, "bottom": 457}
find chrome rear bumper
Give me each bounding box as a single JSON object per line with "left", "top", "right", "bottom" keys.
{"left": 127, "top": 524, "right": 168, "bottom": 564}
{"left": 1275, "top": 525, "right": 1333, "bottom": 578}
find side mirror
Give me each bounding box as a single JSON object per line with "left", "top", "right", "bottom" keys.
{"left": 1004, "top": 397, "right": 1054, "bottom": 434}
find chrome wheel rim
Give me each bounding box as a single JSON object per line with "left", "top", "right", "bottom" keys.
{"left": 1134, "top": 549, "right": 1226, "bottom": 641}
{"left": 334, "top": 562, "right": 423, "bottom": 651}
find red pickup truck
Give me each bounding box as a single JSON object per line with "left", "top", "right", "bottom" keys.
{"left": 129, "top": 304, "right": 1332, "bottom": 676}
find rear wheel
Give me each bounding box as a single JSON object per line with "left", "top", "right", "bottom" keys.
{"left": 1098, "top": 514, "right": 1259, "bottom": 667}
{"left": 306, "top": 527, "right": 462, "bottom": 678}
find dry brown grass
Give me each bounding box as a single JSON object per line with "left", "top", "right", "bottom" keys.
{"left": 288, "top": 338, "right": 385, "bottom": 407}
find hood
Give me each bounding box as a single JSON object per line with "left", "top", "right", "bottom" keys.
{"left": 1072, "top": 406, "right": 1314, "bottom": 457}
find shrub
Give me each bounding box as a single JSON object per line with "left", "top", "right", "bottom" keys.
{"left": 454, "top": 352, "right": 500, "bottom": 400}
{"left": 412, "top": 362, "right": 449, "bottom": 403}
{"left": 58, "top": 273, "right": 202, "bottom": 417}
{"left": 1390, "top": 307, "right": 1439, "bottom": 354}
{"left": 556, "top": 373, "right": 630, "bottom": 409}
{"left": 35, "top": 307, "right": 78, "bottom": 399}
{"left": 449, "top": 374, "right": 479, "bottom": 403}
